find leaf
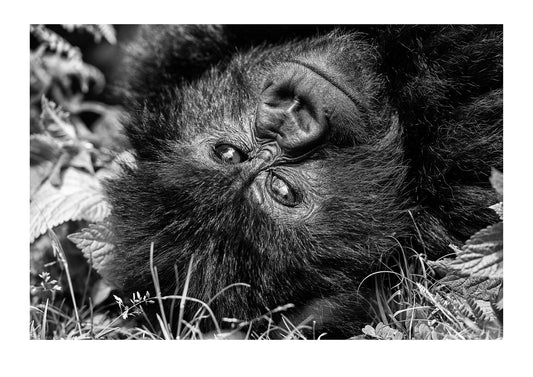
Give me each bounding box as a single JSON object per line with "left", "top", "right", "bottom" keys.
{"left": 68, "top": 220, "right": 116, "bottom": 286}
{"left": 68, "top": 147, "right": 94, "bottom": 174}
{"left": 30, "top": 134, "right": 62, "bottom": 194}
{"left": 361, "top": 325, "right": 376, "bottom": 338}
{"left": 490, "top": 168, "right": 503, "bottom": 197}
{"left": 30, "top": 162, "right": 55, "bottom": 197}
{"left": 467, "top": 298, "right": 496, "bottom": 323}
{"left": 439, "top": 275, "right": 502, "bottom": 301}
{"left": 414, "top": 323, "right": 432, "bottom": 339}
{"left": 90, "top": 107, "right": 128, "bottom": 150}
{"left": 30, "top": 24, "right": 82, "bottom": 60}
{"left": 41, "top": 54, "right": 105, "bottom": 94}
{"left": 30, "top": 134, "right": 61, "bottom": 166}
{"left": 362, "top": 323, "right": 403, "bottom": 340}
{"left": 489, "top": 202, "right": 503, "bottom": 220}
{"left": 96, "top": 25, "right": 117, "bottom": 45}
{"left": 96, "top": 151, "right": 136, "bottom": 181}
{"left": 495, "top": 284, "right": 503, "bottom": 311}
{"left": 90, "top": 279, "right": 113, "bottom": 306}
{"left": 30, "top": 167, "right": 110, "bottom": 243}
{"left": 414, "top": 323, "right": 444, "bottom": 340}
{"left": 40, "top": 97, "right": 76, "bottom": 142}
{"left": 448, "top": 222, "right": 503, "bottom": 279}
{"left": 375, "top": 322, "right": 404, "bottom": 340}
{"left": 62, "top": 24, "right": 117, "bottom": 45}
{"left": 427, "top": 258, "right": 454, "bottom": 276}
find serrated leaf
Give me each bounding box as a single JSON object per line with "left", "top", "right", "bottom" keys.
{"left": 448, "top": 222, "right": 503, "bottom": 279}
{"left": 30, "top": 167, "right": 110, "bottom": 243}
{"left": 468, "top": 298, "right": 496, "bottom": 323}
{"left": 68, "top": 220, "right": 116, "bottom": 286}
{"left": 68, "top": 221, "right": 115, "bottom": 266}
{"left": 439, "top": 275, "right": 501, "bottom": 301}
{"left": 490, "top": 168, "right": 503, "bottom": 197}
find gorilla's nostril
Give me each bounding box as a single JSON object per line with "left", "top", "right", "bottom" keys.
{"left": 255, "top": 142, "right": 279, "bottom": 162}
{"left": 255, "top": 60, "right": 360, "bottom": 157}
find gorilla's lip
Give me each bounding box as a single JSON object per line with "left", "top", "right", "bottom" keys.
{"left": 284, "top": 59, "right": 361, "bottom": 109}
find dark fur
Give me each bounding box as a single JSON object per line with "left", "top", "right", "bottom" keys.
{"left": 105, "top": 25, "right": 502, "bottom": 338}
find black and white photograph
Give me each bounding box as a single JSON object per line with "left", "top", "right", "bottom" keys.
{"left": 28, "top": 23, "right": 504, "bottom": 341}
{"left": 2, "top": 0, "right": 530, "bottom": 373}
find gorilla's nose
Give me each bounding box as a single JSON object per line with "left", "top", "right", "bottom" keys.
{"left": 255, "top": 60, "right": 359, "bottom": 157}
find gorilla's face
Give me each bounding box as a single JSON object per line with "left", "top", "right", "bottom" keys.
{"left": 107, "top": 32, "right": 410, "bottom": 334}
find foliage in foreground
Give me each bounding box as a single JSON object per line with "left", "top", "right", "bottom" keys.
{"left": 29, "top": 25, "right": 503, "bottom": 340}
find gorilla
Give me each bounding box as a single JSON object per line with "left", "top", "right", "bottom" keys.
{"left": 103, "top": 25, "right": 502, "bottom": 338}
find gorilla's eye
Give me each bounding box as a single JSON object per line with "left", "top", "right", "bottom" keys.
{"left": 214, "top": 144, "right": 247, "bottom": 164}
{"left": 267, "top": 172, "right": 298, "bottom": 206}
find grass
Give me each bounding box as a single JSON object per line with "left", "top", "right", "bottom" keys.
{"left": 367, "top": 242, "right": 502, "bottom": 340}
{"left": 30, "top": 235, "right": 315, "bottom": 340}
{"left": 30, "top": 229, "right": 502, "bottom": 340}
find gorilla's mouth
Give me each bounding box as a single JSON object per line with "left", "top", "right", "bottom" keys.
{"left": 285, "top": 59, "right": 361, "bottom": 109}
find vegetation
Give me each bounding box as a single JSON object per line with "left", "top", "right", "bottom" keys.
{"left": 29, "top": 25, "right": 503, "bottom": 340}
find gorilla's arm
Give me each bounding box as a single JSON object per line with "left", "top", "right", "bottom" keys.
{"left": 119, "top": 25, "right": 349, "bottom": 107}
{"left": 376, "top": 25, "right": 503, "bottom": 252}
{"left": 119, "top": 25, "right": 231, "bottom": 106}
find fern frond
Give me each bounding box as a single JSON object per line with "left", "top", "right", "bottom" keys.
{"left": 30, "top": 25, "right": 81, "bottom": 60}
{"left": 62, "top": 24, "right": 117, "bottom": 45}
